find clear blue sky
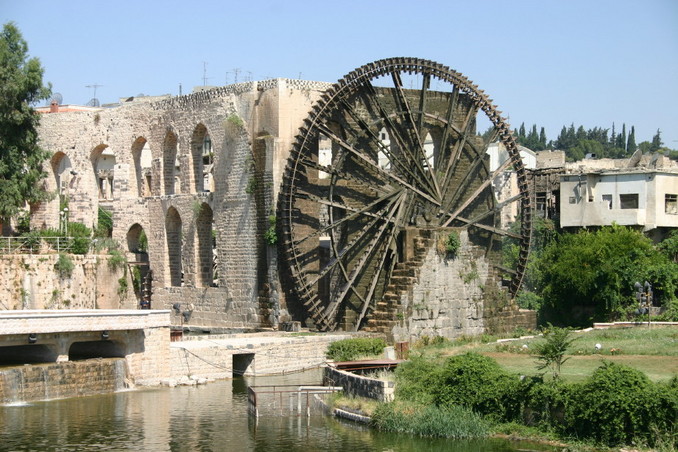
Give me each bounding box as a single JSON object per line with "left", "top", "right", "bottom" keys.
{"left": 2, "top": 0, "right": 677, "bottom": 147}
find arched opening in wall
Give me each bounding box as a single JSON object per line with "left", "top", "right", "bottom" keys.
{"left": 195, "top": 203, "right": 213, "bottom": 287}
{"left": 49, "top": 152, "right": 74, "bottom": 227}
{"left": 91, "top": 144, "right": 116, "bottom": 200}
{"left": 131, "top": 137, "right": 152, "bottom": 197}
{"left": 127, "top": 223, "right": 151, "bottom": 306}
{"left": 165, "top": 207, "right": 183, "bottom": 286}
{"left": 68, "top": 341, "right": 124, "bottom": 360}
{"left": 0, "top": 344, "right": 57, "bottom": 365}
{"left": 191, "top": 124, "right": 211, "bottom": 193}
{"left": 162, "top": 130, "right": 178, "bottom": 195}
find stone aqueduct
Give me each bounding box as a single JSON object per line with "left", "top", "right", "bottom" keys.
{"left": 29, "top": 72, "right": 535, "bottom": 337}
{"left": 34, "top": 79, "right": 332, "bottom": 329}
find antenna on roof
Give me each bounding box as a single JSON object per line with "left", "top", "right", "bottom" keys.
{"left": 86, "top": 83, "right": 102, "bottom": 100}
{"left": 203, "top": 62, "right": 211, "bottom": 86}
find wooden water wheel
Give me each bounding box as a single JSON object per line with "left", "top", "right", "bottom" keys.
{"left": 279, "top": 58, "right": 531, "bottom": 331}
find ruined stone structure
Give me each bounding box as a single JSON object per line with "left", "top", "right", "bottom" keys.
{"left": 32, "top": 79, "right": 331, "bottom": 329}
{"left": 16, "top": 59, "right": 537, "bottom": 339}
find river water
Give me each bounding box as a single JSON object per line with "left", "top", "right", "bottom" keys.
{"left": 0, "top": 367, "right": 558, "bottom": 451}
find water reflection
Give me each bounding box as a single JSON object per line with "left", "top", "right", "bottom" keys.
{"left": 0, "top": 370, "right": 557, "bottom": 451}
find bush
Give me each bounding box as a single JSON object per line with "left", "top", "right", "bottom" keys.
{"left": 95, "top": 207, "right": 113, "bottom": 238}
{"left": 325, "top": 337, "right": 386, "bottom": 362}
{"left": 67, "top": 222, "right": 92, "bottom": 254}
{"left": 371, "top": 401, "right": 489, "bottom": 439}
{"left": 54, "top": 253, "right": 74, "bottom": 278}
{"left": 107, "top": 249, "right": 126, "bottom": 271}
{"left": 435, "top": 352, "right": 521, "bottom": 422}
{"left": 564, "top": 361, "right": 677, "bottom": 447}
{"left": 394, "top": 354, "right": 446, "bottom": 405}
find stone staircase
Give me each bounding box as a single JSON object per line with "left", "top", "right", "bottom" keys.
{"left": 363, "top": 230, "right": 433, "bottom": 336}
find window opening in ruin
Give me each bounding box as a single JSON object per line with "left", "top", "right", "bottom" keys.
{"left": 196, "top": 203, "right": 214, "bottom": 287}
{"left": 132, "top": 138, "right": 152, "bottom": 197}
{"left": 318, "top": 133, "right": 332, "bottom": 180}
{"left": 163, "top": 131, "right": 178, "bottom": 195}
{"left": 165, "top": 207, "right": 183, "bottom": 287}
{"left": 602, "top": 194, "right": 613, "bottom": 209}
{"left": 377, "top": 127, "right": 391, "bottom": 170}
{"left": 666, "top": 194, "right": 678, "bottom": 215}
{"left": 619, "top": 193, "right": 639, "bottom": 209}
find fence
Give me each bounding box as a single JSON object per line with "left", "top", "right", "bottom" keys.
{"left": 0, "top": 236, "right": 75, "bottom": 254}
{"left": 247, "top": 385, "right": 343, "bottom": 418}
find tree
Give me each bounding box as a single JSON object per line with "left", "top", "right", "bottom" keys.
{"left": 650, "top": 129, "right": 662, "bottom": 152}
{"left": 0, "top": 22, "right": 51, "bottom": 228}
{"left": 536, "top": 225, "right": 678, "bottom": 326}
{"left": 627, "top": 126, "right": 637, "bottom": 153}
{"left": 533, "top": 324, "right": 576, "bottom": 379}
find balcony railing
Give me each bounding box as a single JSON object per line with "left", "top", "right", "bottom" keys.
{"left": 0, "top": 236, "right": 75, "bottom": 254}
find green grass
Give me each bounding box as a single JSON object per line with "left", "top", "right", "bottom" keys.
{"left": 411, "top": 326, "right": 678, "bottom": 383}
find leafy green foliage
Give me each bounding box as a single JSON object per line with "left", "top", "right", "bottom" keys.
{"left": 371, "top": 401, "right": 489, "bottom": 438}
{"left": 435, "top": 352, "right": 522, "bottom": 421}
{"left": 54, "top": 253, "right": 73, "bottom": 278}
{"left": 536, "top": 225, "right": 678, "bottom": 326}
{"left": 325, "top": 337, "right": 386, "bottom": 362}
{"left": 67, "top": 222, "right": 92, "bottom": 254}
{"left": 264, "top": 215, "right": 277, "bottom": 245}
{"left": 394, "top": 354, "right": 446, "bottom": 405}
{"left": 0, "top": 22, "right": 52, "bottom": 222}
{"left": 444, "top": 231, "right": 460, "bottom": 255}
{"left": 95, "top": 207, "right": 113, "bottom": 238}
{"left": 532, "top": 325, "right": 576, "bottom": 379}
{"left": 107, "top": 248, "right": 126, "bottom": 270}
{"left": 564, "top": 362, "right": 678, "bottom": 447}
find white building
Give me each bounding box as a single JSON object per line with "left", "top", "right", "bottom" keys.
{"left": 560, "top": 170, "right": 678, "bottom": 231}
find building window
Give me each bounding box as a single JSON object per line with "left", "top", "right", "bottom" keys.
{"left": 619, "top": 193, "right": 639, "bottom": 209}
{"left": 569, "top": 196, "right": 576, "bottom": 204}
{"left": 666, "top": 194, "right": 678, "bottom": 215}
{"left": 602, "top": 194, "right": 612, "bottom": 209}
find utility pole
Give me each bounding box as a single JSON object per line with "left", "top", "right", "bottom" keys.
{"left": 233, "top": 68, "right": 241, "bottom": 83}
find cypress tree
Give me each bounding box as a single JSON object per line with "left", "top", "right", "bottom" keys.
{"left": 627, "top": 126, "right": 637, "bottom": 153}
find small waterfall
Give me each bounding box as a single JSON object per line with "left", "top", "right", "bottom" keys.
{"left": 0, "top": 358, "right": 130, "bottom": 404}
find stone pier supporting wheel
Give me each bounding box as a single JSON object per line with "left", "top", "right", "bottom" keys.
{"left": 279, "top": 58, "right": 531, "bottom": 331}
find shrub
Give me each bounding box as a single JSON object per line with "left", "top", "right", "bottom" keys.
{"left": 107, "top": 249, "right": 126, "bottom": 271}
{"left": 54, "top": 253, "right": 74, "bottom": 278}
{"left": 394, "top": 354, "right": 446, "bottom": 405}
{"left": 264, "top": 215, "right": 277, "bottom": 245}
{"left": 95, "top": 207, "right": 113, "bottom": 238}
{"left": 564, "top": 361, "right": 676, "bottom": 447}
{"left": 371, "top": 401, "right": 489, "bottom": 439}
{"left": 67, "top": 222, "right": 92, "bottom": 254}
{"left": 532, "top": 324, "right": 576, "bottom": 379}
{"left": 435, "top": 352, "right": 521, "bottom": 421}
{"left": 325, "top": 337, "right": 386, "bottom": 362}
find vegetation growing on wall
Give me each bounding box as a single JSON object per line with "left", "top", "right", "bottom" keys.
{"left": 54, "top": 253, "right": 73, "bottom": 278}
{"left": 326, "top": 337, "right": 386, "bottom": 362}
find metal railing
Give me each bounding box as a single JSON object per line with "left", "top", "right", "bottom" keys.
{"left": 247, "top": 385, "right": 343, "bottom": 418}
{"left": 0, "top": 236, "right": 75, "bottom": 254}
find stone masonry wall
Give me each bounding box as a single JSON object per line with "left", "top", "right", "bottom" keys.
{"left": 168, "top": 333, "right": 351, "bottom": 381}
{"left": 323, "top": 365, "right": 395, "bottom": 402}
{"left": 0, "top": 254, "right": 136, "bottom": 311}
{"left": 32, "top": 79, "right": 328, "bottom": 329}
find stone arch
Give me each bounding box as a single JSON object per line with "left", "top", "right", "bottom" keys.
{"left": 165, "top": 207, "right": 182, "bottom": 287}
{"left": 51, "top": 151, "right": 73, "bottom": 195}
{"left": 195, "top": 203, "right": 214, "bottom": 287}
{"left": 162, "top": 130, "right": 178, "bottom": 195}
{"left": 91, "top": 144, "right": 116, "bottom": 200}
{"left": 131, "top": 137, "right": 152, "bottom": 197}
{"left": 126, "top": 223, "right": 147, "bottom": 253}
{"left": 190, "top": 123, "right": 211, "bottom": 193}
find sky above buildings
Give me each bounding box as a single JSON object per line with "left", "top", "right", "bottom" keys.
{"left": 2, "top": 0, "right": 677, "bottom": 147}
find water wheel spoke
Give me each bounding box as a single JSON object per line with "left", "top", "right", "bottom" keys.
{"left": 443, "top": 157, "right": 515, "bottom": 227}
{"left": 439, "top": 106, "right": 480, "bottom": 194}
{"left": 360, "top": 80, "right": 439, "bottom": 198}
{"left": 300, "top": 193, "right": 402, "bottom": 292}
{"left": 323, "top": 195, "right": 405, "bottom": 323}
{"left": 293, "top": 189, "right": 403, "bottom": 247}
{"left": 317, "top": 123, "right": 441, "bottom": 207}
{"left": 390, "top": 70, "right": 442, "bottom": 200}
{"left": 352, "top": 195, "right": 407, "bottom": 331}
{"left": 298, "top": 157, "right": 390, "bottom": 196}
{"left": 336, "top": 98, "right": 415, "bottom": 177}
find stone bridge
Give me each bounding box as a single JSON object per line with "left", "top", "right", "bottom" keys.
{"left": 0, "top": 309, "right": 170, "bottom": 384}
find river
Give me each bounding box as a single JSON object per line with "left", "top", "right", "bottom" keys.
{"left": 0, "top": 367, "right": 558, "bottom": 451}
